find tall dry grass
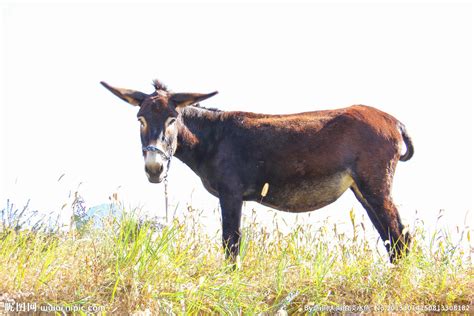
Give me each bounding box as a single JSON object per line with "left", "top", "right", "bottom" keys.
{"left": 0, "top": 200, "right": 472, "bottom": 314}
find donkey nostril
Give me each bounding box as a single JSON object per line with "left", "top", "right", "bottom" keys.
{"left": 145, "top": 163, "right": 163, "bottom": 176}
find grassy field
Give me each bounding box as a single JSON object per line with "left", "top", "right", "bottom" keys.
{"left": 0, "top": 201, "right": 472, "bottom": 315}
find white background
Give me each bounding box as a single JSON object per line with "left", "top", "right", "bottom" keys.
{"left": 1, "top": 2, "right": 472, "bottom": 236}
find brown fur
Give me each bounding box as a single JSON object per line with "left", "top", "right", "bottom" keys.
{"left": 101, "top": 81, "right": 414, "bottom": 263}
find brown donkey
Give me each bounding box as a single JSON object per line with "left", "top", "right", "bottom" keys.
{"left": 101, "top": 80, "right": 414, "bottom": 263}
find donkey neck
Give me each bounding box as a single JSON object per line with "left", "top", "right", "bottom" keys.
{"left": 174, "top": 106, "right": 225, "bottom": 172}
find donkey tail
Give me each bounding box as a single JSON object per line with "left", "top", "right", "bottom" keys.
{"left": 398, "top": 123, "right": 414, "bottom": 161}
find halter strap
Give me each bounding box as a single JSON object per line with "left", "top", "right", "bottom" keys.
{"left": 142, "top": 145, "right": 171, "bottom": 160}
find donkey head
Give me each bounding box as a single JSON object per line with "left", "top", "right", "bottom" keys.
{"left": 101, "top": 80, "right": 217, "bottom": 183}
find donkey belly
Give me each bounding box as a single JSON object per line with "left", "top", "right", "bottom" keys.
{"left": 257, "top": 171, "right": 354, "bottom": 212}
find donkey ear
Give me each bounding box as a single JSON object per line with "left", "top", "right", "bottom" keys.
{"left": 100, "top": 81, "right": 148, "bottom": 106}
{"left": 170, "top": 91, "right": 218, "bottom": 108}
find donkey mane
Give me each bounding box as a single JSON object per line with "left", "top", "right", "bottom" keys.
{"left": 191, "top": 103, "right": 222, "bottom": 112}
{"left": 152, "top": 79, "right": 168, "bottom": 92}
{"left": 180, "top": 104, "right": 225, "bottom": 125}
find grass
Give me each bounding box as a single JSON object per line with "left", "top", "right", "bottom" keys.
{"left": 0, "top": 200, "right": 473, "bottom": 314}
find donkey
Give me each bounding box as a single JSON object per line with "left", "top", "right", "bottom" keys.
{"left": 101, "top": 80, "right": 414, "bottom": 263}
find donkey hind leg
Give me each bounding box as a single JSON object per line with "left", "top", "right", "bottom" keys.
{"left": 351, "top": 172, "right": 411, "bottom": 262}
{"left": 219, "top": 193, "right": 243, "bottom": 262}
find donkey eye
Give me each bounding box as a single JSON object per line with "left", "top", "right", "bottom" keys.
{"left": 137, "top": 117, "right": 146, "bottom": 129}
{"left": 167, "top": 118, "right": 177, "bottom": 126}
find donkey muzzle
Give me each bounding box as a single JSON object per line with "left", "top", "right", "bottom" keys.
{"left": 143, "top": 145, "right": 170, "bottom": 183}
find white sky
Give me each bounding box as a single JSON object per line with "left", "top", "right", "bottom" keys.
{"left": 1, "top": 2, "right": 472, "bottom": 235}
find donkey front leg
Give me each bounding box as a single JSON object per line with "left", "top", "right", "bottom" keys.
{"left": 219, "top": 190, "right": 243, "bottom": 261}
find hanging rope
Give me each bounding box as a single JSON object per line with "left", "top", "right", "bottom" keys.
{"left": 164, "top": 176, "right": 169, "bottom": 223}
{"left": 164, "top": 156, "right": 171, "bottom": 223}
